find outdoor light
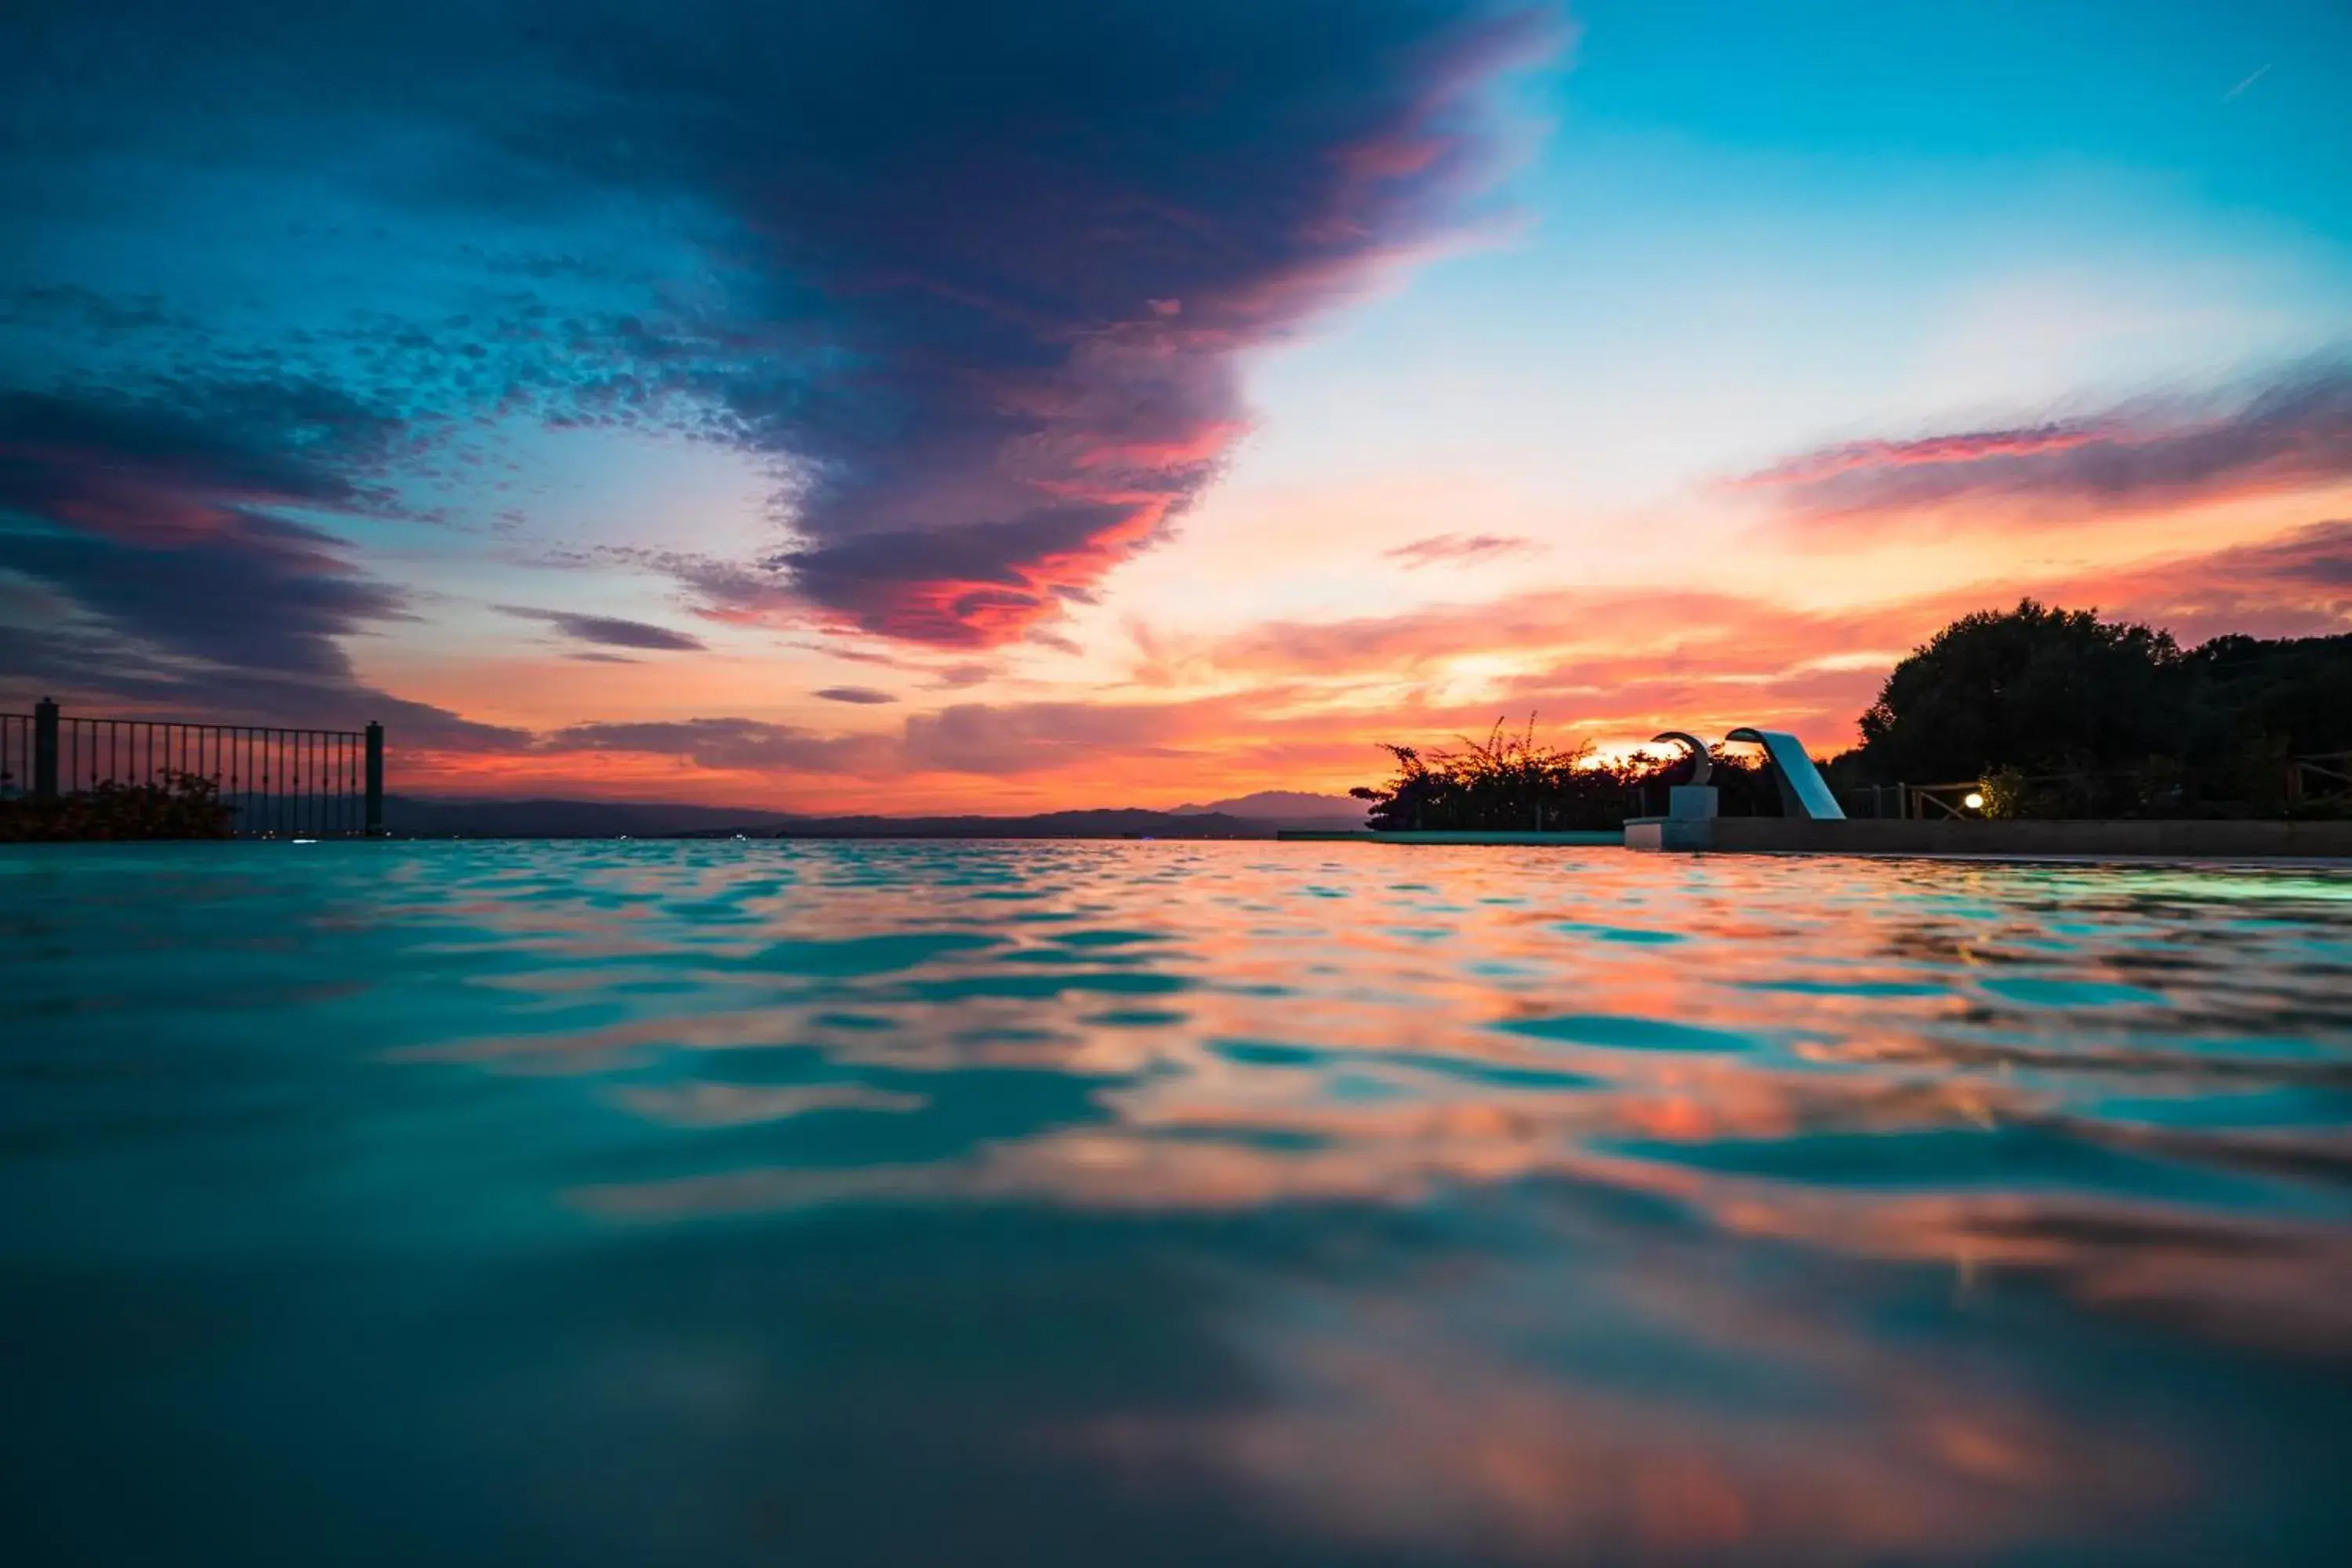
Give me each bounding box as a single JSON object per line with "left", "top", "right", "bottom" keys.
{"left": 1964, "top": 791, "right": 1986, "bottom": 811}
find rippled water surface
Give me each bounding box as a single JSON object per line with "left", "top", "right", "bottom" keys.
{"left": 6, "top": 840, "right": 2352, "bottom": 1563}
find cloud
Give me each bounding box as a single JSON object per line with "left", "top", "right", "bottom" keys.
{"left": 532, "top": 700, "right": 1225, "bottom": 784}
{"left": 1, "top": 516, "right": 401, "bottom": 681}
{"left": 2051, "top": 517, "right": 2352, "bottom": 642}
{"left": 1735, "top": 363, "right": 2352, "bottom": 536}
{"left": 384, "top": 514, "right": 2352, "bottom": 799}
{"left": 0, "top": 386, "right": 399, "bottom": 683}
{"left": 902, "top": 698, "right": 1232, "bottom": 775}
{"left": 813, "top": 686, "right": 897, "bottom": 705}
{"left": 2223, "top": 63, "right": 2271, "bottom": 102}
{"left": 1149, "top": 516, "right": 2352, "bottom": 760}
{"left": 543, "top": 717, "right": 897, "bottom": 775}
{"left": 0, "top": 383, "right": 402, "bottom": 547}
{"left": 927, "top": 662, "right": 996, "bottom": 691}
{"left": 1385, "top": 532, "right": 1541, "bottom": 569}
{"left": 0, "top": 385, "right": 524, "bottom": 749}
{"left": 2, "top": 0, "right": 1562, "bottom": 650}
{"left": 0, "top": 285, "right": 174, "bottom": 336}
{"left": 1196, "top": 585, "right": 1885, "bottom": 681}
{"left": 785, "top": 640, "right": 911, "bottom": 670}
{"left": 582, "top": 0, "right": 1558, "bottom": 645}
{"left": 498, "top": 604, "right": 706, "bottom": 651}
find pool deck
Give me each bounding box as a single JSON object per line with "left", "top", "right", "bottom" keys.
{"left": 1639, "top": 817, "right": 2352, "bottom": 857}
{"left": 1280, "top": 821, "right": 2352, "bottom": 857}
{"left": 1276, "top": 829, "right": 1621, "bottom": 845}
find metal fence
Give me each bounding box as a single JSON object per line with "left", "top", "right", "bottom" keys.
{"left": 1, "top": 699, "right": 383, "bottom": 837}
{"left": 0, "top": 712, "right": 27, "bottom": 804}
{"left": 1836, "top": 757, "right": 2352, "bottom": 821}
{"left": 1838, "top": 783, "right": 1928, "bottom": 819}
{"left": 2291, "top": 752, "right": 2352, "bottom": 806}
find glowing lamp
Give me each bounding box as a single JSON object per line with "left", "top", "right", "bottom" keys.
{"left": 1963, "top": 791, "right": 1986, "bottom": 811}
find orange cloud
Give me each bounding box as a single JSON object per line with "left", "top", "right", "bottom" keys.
{"left": 2056, "top": 517, "right": 2352, "bottom": 641}
{"left": 374, "top": 502, "right": 2350, "bottom": 812}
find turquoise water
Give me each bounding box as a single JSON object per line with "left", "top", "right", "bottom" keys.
{"left": 5, "top": 840, "right": 2351, "bottom": 1564}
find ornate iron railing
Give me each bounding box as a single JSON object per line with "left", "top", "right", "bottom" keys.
{"left": 1, "top": 699, "right": 383, "bottom": 837}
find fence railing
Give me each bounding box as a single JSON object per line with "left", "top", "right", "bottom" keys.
{"left": 2, "top": 699, "right": 383, "bottom": 837}
{"left": 1835, "top": 756, "right": 2352, "bottom": 822}
{"left": 2290, "top": 751, "right": 2352, "bottom": 805}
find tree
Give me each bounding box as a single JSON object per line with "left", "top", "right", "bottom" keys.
{"left": 1849, "top": 601, "right": 2185, "bottom": 782}
{"left": 2184, "top": 632, "right": 2352, "bottom": 757}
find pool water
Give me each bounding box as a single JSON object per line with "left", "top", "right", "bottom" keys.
{"left": 5, "top": 840, "right": 2350, "bottom": 1563}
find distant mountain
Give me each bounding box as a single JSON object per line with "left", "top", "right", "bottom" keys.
{"left": 380, "top": 795, "right": 1311, "bottom": 839}
{"left": 1168, "top": 789, "right": 1366, "bottom": 826}
{"left": 383, "top": 796, "right": 797, "bottom": 837}
{"left": 760, "top": 809, "right": 1270, "bottom": 839}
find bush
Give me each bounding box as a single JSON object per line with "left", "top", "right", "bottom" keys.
{"left": 1350, "top": 718, "right": 1784, "bottom": 831}
{"left": 1977, "top": 766, "right": 2029, "bottom": 820}
{"left": 0, "top": 771, "right": 237, "bottom": 841}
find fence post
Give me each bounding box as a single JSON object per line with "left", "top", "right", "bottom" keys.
{"left": 365, "top": 721, "right": 384, "bottom": 837}
{"left": 33, "top": 697, "right": 59, "bottom": 799}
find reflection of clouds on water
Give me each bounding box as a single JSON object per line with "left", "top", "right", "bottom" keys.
{"left": 371, "top": 839, "right": 2352, "bottom": 1375}
{"left": 12, "top": 841, "right": 2352, "bottom": 1562}
{"left": 270, "top": 841, "right": 2352, "bottom": 1368}
{"left": 1083, "top": 1221, "right": 2183, "bottom": 1563}
{"left": 574, "top": 1098, "right": 2352, "bottom": 1366}
{"left": 611, "top": 1081, "right": 926, "bottom": 1128}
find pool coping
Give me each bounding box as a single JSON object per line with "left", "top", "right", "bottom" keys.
{"left": 1278, "top": 821, "right": 2352, "bottom": 859}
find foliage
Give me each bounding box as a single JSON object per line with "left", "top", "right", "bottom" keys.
{"left": 0, "top": 771, "right": 237, "bottom": 841}
{"left": 1350, "top": 717, "right": 1780, "bottom": 832}
{"left": 1851, "top": 600, "right": 2186, "bottom": 783}
{"left": 1976, "top": 766, "right": 2029, "bottom": 820}
{"left": 1831, "top": 604, "right": 2352, "bottom": 818}
{"left": 2183, "top": 633, "right": 2352, "bottom": 757}
{"left": 1358, "top": 610, "right": 2352, "bottom": 830}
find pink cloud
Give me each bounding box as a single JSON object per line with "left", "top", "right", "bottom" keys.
{"left": 1733, "top": 365, "right": 2352, "bottom": 537}
{"left": 1385, "top": 532, "right": 1544, "bottom": 570}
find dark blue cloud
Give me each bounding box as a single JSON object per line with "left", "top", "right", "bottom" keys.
{"left": 535, "top": 0, "right": 1556, "bottom": 643}
{"left": 0, "top": 386, "right": 524, "bottom": 746}
{"left": 0, "top": 383, "right": 401, "bottom": 535}
{"left": 0, "top": 518, "right": 399, "bottom": 681}
{"left": 2, "top": 1, "right": 1557, "bottom": 652}
{"left": 497, "top": 604, "right": 707, "bottom": 652}
{"left": 0, "top": 516, "right": 528, "bottom": 748}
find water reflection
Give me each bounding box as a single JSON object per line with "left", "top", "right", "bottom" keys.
{"left": 5, "top": 841, "right": 2350, "bottom": 1563}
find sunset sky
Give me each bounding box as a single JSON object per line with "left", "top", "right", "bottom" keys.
{"left": 4, "top": 1, "right": 2349, "bottom": 810}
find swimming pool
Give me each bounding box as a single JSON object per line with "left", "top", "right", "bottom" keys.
{"left": 5, "top": 840, "right": 2350, "bottom": 1563}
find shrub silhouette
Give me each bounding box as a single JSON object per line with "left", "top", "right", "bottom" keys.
{"left": 0, "top": 771, "right": 237, "bottom": 841}
{"left": 1351, "top": 717, "right": 1779, "bottom": 831}
{"left": 1828, "top": 603, "right": 2352, "bottom": 818}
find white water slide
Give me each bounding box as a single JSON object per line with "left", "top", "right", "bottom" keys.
{"left": 1724, "top": 728, "right": 1846, "bottom": 821}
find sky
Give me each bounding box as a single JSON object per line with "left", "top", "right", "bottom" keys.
{"left": 3, "top": 0, "right": 2349, "bottom": 811}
